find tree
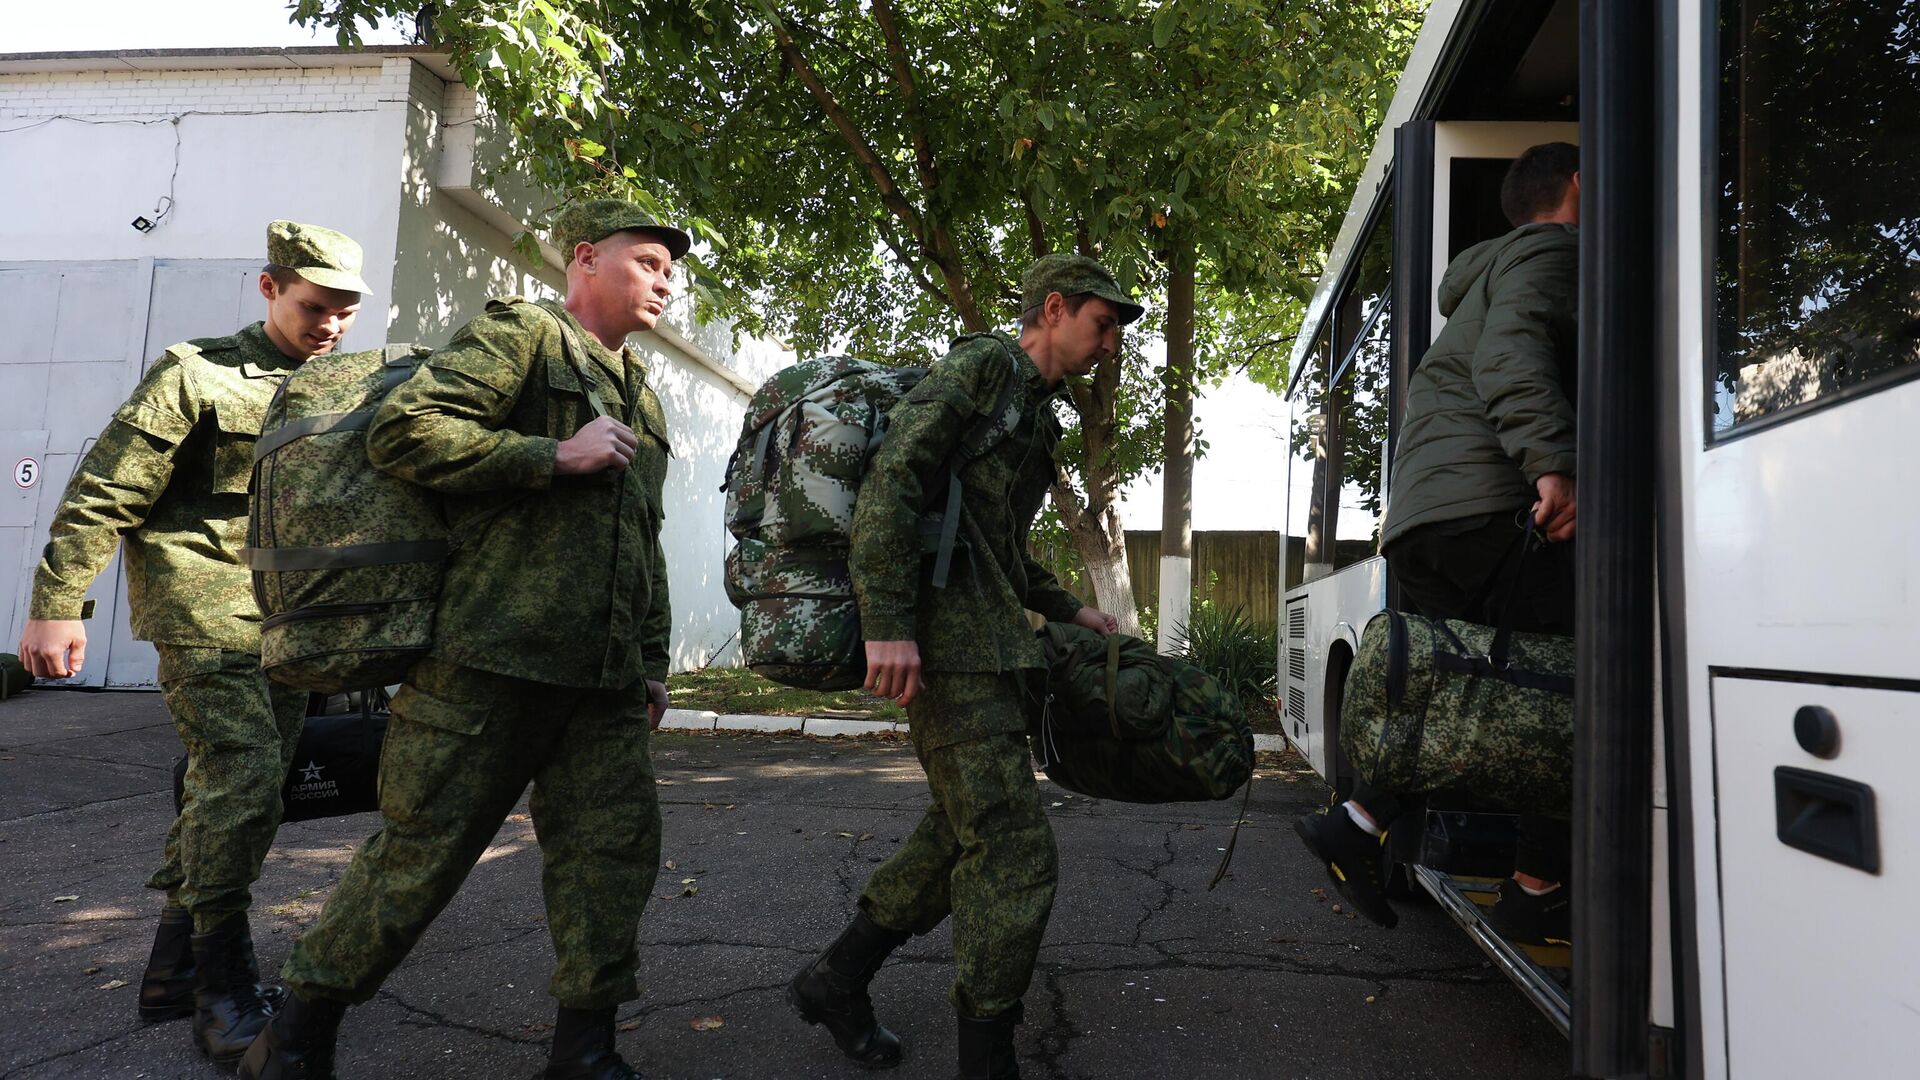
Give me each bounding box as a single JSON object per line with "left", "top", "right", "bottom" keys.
{"left": 299, "top": 0, "right": 1423, "bottom": 629}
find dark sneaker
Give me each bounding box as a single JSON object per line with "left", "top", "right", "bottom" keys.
{"left": 1487, "top": 881, "right": 1571, "bottom": 947}
{"left": 1294, "top": 810, "right": 1398, "bottom": 929}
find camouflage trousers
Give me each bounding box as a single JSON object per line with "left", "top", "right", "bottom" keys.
{"left": 145, "top": 646, "right": 308, "bottom": 934}
{"left": 281, "top": 658, "right": 660, "bottom": 1009}
{"left": 859, "top": 673, "right": 1056, "bottom": 1018}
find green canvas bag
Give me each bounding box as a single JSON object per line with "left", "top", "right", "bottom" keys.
{"left": 1033, "top": 622, "right": 1254, "bottom": 803}
{"left": 721, "top": 338, "right": 1020, "bottom": 690}
{"left": 1339, "top": 530, "right": 1576, "bottom": 818}
{"left": 247, "top": 299, "right": 607, "bottom": 693}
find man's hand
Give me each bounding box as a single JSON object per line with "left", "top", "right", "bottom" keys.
{"left": 1532, "top": 472, "right": 1577, "bottom": 542}
{"left": 18, "top": 619, "right": 87, "bottom": 679}
{"left": 554, "top": 415, "right": 639, "bottom": 476}
{"left": 645, "top": 679, "right": 669, "bottom": 730}
{"left": 864, "top": 640, "right": 924, "bottom": 707}
{"left": 1071, "top": 607, "right": 1120, "bottom": 635}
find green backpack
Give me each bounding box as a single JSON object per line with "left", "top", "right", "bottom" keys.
{"left": 1033, "top": 622, "right": 1255, "bottom": 803}
{"left": 248, "top": 300, "right": 609, "bottom": 693}
{"left": 246, "top": 343, "right": 445, "bottom": 692}
{"left": 722, "top": 338, "right": 1021, "bottom": 690}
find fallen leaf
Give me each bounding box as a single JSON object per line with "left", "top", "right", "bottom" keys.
{"left": 689, "top": 1015, "right": 725, "bottom": 1031}
{"left": 52, "top": 895, "right": 79, "bottom": 903}
{"left": 1182, "top": 824, "right": 1204, "bottom": 831}
{"left": 83, "top": 966, "right": 100, "bottom": 975}
{"left": 680, "top": 878, "right": 697, "bottom": 885}
{"left": 1309, "top": 887, "right": 1328, "bottom": 900}
{"left": 617, "top": 1020, "right": 642, "bottom": 1032}
{"left": 1331, "top": 904, "right": 1344, "bottom": 914}
{"left": 523, "top": 1021, "right": 554, "bottom": 1033}
{"left": 837, "top": 831, "right": 854, "bottom": 838}
{"left": 857, "top": 833, "right": 874, "bottom": 842}
{"left": 98, "top": 979, "right": 128, "bottom": 990}
{"left": 681, "top": 885, "right": 699, "bottom": 897}
{"left": 1365, "top": 995, "right": 1377, "bottom": 1005}
{"left": 665, "top": 860, "right": 678, "bottom": 871}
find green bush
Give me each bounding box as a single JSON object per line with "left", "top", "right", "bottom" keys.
{"left": 1172, "top": 602, "right": 1278, "bottom": 710}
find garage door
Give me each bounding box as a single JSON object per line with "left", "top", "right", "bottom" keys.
{"left": 0, "top": 259, "right": 259, "bottom": 688}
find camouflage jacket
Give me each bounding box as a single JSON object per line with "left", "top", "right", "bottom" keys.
{"left": 366, "top": 298, "right": 671, "bottom": 690}
{"left": 850, "top": 332, "right": 1084, "bottom": 674}
{"left": 30, "top": 323, "right": 302, "bottom": 650}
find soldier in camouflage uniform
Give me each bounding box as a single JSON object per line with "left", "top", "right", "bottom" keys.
{"left": 17, "top": 221, "right": 369, "bottom": 1066}
{"left": 241, "top": 200, "right": 687, "bottom": 1080}
{"left": 1295, "top": 144, "right": 1582, "bottom": 946}
{"left": 786, "top": 255, "right": 1141, "bottom": 1080}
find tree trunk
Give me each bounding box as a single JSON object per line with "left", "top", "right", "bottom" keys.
{"left": 1052, "top": 475, "right": 1140, "bottom": 635}
{"left": 1158, "top": 236, "right": 1196, "bottom": 652}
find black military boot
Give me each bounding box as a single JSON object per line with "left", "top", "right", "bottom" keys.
{"left": 786, "top": 910, "right": 911, "bottom": 1066}
{"left": 238, "top": 991, "right": 345, "bottom": 1080}
{"left": 955, "top": 1003, "right": 1022, "bottom": 1080}
{"left": 139, "top": 905, "right": 196, "bottom": 1022}
{"left": 190, "top": 915, "right": 276, "bottom": 1069}
{"left": 545, "top": 1005, "right": 643, "bottom": 1079}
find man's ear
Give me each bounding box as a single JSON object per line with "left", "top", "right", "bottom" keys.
{"left": 257, "top": 272, "right": 278, "bottom": 302}
{"left": 1042, "top": 291, "right": 1066, "bottom": 326}
{"left": 574, "top": 240, "right": 599, "bottom": 274}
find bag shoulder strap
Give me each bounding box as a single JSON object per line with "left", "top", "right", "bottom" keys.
{"left": 930, "top": 339, "right": 1025, "bottom": 588}
{"left": 521, "top": 299, "right": 611, "bottom": 421}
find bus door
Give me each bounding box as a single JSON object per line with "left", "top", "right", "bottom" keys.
{"left": 1671, "top": 4, "right": 1920, "bottom": 1075}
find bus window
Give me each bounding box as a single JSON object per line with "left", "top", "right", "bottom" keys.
{"left": 1284, "top": 322, "right": 1332, "bottom": 588}
{"left": 1713, "top": 0, "right": 1920, "bottom": 436}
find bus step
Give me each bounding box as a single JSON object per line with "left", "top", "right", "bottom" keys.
{"left": 1412, "top": 864, "right": 1571, "bottom": 1037}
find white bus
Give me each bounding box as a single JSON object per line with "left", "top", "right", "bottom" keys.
{"left": 1278, "top": 1, "right": 1919, "bottom": 1076}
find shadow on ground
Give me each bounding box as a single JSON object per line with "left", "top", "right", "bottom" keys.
{"left": 0, "top": 688, "right": 1567, "bottom": 1079}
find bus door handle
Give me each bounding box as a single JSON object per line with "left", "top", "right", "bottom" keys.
{"left": 1774, "top": 766, "right": 1880, "bottom": 875}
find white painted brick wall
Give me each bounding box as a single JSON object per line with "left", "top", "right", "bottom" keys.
{"left": 0, "top": 65, "right": 395, "bottom": 121}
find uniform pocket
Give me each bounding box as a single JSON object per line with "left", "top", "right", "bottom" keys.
{"left": 379, "top": 659, "right": 492, "bottom": 820}
{"left": 211, "top": 400, "right": 265, "bottom": 494}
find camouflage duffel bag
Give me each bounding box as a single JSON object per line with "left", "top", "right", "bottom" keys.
{"left": 1033, "top": 622, "right": 1254, "bottom": 803}
{"left": 1340, "top": 608, "right": 1575, "bottom": 818}
{"left": 246, "top": 343, "right": 447, "bottom": 692}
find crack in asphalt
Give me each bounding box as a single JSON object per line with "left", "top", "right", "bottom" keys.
{"left": 0, "top": 788, "right": 169, "bottom": 826}
{"left": 5, "top": 745, "right": 170, "bottom": 774}
{"left": 2, "top": 1018, "right": 147, "bottom": 1073}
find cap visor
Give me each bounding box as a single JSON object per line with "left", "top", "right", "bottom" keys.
{"left": 294, "top": 267, "right": 373, "bottom": 295}
{"left": 635, "top": 225, "right": 693, "bottom": 261}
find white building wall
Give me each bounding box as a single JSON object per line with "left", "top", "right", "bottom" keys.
{"left": 0, "top": 49, "right": 787, "bottom": 680}
{"left": 0, "top": 60, "right": 407, "bottom": 353}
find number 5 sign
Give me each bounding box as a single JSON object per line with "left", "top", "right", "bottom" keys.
{"left": 14, "top": 457, "right": 38, "bottom": 489}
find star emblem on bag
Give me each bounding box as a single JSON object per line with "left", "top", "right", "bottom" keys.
{"left": 299, "top": 761, "right": 325, "bottom": 783}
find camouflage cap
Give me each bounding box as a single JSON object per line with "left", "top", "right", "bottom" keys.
{"left": 551, "top": 199, "right": 693, "bottom": 264}
{"left": 266, "top": 220, "right": 372, "bottom": 295}
{"left": 1019, "top": 253, "right": 1144, "bottom": 326}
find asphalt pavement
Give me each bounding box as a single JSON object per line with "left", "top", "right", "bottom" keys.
{"left": 0, "top": 687, "right": 1567, "bottom": 1079}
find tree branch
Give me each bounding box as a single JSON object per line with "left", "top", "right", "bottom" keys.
{"left": 875, "top": 216, "right": 954, "bottom": 306}
{"left": 1020, "top": 187, "right": 1049, "bottom": 257}
{"left": 870, "top": 0, "right": 939, "bottom": 197}
{"left": 760, "top": 7, "right": 923, "bottom": 235}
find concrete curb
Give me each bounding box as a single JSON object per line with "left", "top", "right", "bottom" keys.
{"left": 661, "top": 711, "right": 1285, "bottom": 751}
{"left": 658, "top": 709, "right": 904, "bottom": 737}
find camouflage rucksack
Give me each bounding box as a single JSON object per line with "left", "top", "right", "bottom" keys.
{"left": 246, "top": 343, "right": 445, "bottom": 692}
{"left": 1340, "top": 608, "right": 1575, "bottom": 818}
{"left": 723, "top": 340, "right": 1021, "bottom": 690}
{"left": 1032, "top": 622, "right": 1255, "bottom": 803}
{"left": 248, "top": 300, "right": 609, "bottom": 693}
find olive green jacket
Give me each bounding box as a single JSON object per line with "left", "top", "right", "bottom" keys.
{"left": 30, "top": 323, "right": 300, "bottom": 650}
{"left": 850, "top": 332, "right": 1084, "bottom": 679}
{"left": 366, "top": 299, "right": 672, "bottom": 689}
{"left": 1381, "top": 223, "right": 1578, "bottom": 546}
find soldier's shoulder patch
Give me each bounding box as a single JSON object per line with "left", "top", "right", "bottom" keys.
{"left": 161, "top": 340, "right": 205, "bottom": 362}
